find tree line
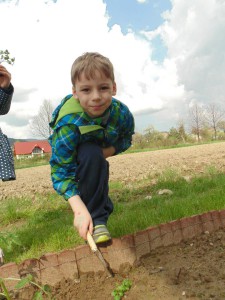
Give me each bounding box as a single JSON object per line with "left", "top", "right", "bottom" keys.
{"left": 30, "top": 100, "right": 225, "bottom": 149}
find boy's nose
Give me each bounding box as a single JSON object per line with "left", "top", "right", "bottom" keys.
{"left": 92, "top": 90, "right": 101, "bottom": 101}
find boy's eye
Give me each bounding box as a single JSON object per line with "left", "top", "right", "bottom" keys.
{"left": 101, "top": 86, "right": 109, "bottom": 90}
{"left": 81, "top": 88, "right": 89, "bottom": 92}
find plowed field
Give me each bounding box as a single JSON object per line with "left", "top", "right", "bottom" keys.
{"left": 1, "top": 142, "right": 225, "bottom": 200}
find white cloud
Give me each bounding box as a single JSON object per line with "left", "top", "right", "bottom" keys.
{"left": 157, "top": 0, "right": 225, "bottom": 105}
{"left": 136, "top": 0, "right": 148, "bottom": 3}
{"left": 138, "top": 0, "right": 225, "bottom": 131}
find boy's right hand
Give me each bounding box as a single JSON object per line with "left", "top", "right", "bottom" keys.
{"left": 68, "top": 195, "right": 93, "bottom": 240}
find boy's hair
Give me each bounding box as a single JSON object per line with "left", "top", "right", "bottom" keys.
{"left": 71, "top": 52, "right": 115, "bottom": 86}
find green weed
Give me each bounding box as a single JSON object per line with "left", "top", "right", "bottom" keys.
{"left": 0, "top": 274, "right": 52, "bottom": 300}
{"left": 111, "top": 279, "right": 132, "bottom": 300}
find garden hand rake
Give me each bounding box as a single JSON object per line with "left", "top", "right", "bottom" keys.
{"left": 87, "top": 232, "right": 114, "bottom": 277}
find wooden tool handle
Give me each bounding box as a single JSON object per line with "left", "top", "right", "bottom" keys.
{"left": 87, "top": 232, "right": 97, "bottom": 252}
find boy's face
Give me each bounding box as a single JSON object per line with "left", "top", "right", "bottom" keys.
{"left": 72, "top": 71, "right": 116, "bottom": 118}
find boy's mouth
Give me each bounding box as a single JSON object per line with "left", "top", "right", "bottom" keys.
{"left": 91, "top": 105, "right": 104, "bottom": 110}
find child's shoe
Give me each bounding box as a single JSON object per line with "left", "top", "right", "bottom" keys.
{"left": 93, "top": 225, "right": 111, "bottom": 244}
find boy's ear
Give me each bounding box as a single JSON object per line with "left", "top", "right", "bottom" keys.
{"left": 112, "top": 82, "right": 117, "bottom": 96}
{"left": 72, "top": 86, "right": 78, "bottom": 98}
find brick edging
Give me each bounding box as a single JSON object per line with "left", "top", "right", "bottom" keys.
{"left": 1, "top": 209, "right": 225, "bottom": 290}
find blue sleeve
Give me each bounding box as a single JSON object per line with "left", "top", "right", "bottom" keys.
{"left": 49, "top": 124, "right": 80, "bottom": 200}
{"left": 113, "top": 109, "right": 135, "bottom": 155}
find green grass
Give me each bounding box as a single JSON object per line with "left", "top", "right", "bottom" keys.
{"left": 14, "top": 155, "right": 50, "bottom": 169}
{"left": 125, "top": 140, "right": 225, "bottom": 154}
{"left": 1, "top": 167, "right": 225, "bottom": 264}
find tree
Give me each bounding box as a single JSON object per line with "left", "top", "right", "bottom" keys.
{"left": 218, "top": 120, "right": 225, "bottom": 133}
{"left": 30, "top": 100, "right": 54, "bottom": 139}
{"left": 188, "top": 104, "right": 205, "bottom": 142}
{"left": 204, "top": 104, "right": 225, "bottom": 140}
{"left": 0, "top": 49, "right": 15, "bottom": 65}
{"left": 143, "top": 125, "right": 164, "bottom": 148}
{"left": 177, "top": 119, "right": 187, "bottom": 143}
{"left": 132, "top": 132, "right": 147, "bottom": 149}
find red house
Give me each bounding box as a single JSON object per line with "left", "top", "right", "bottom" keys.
{"left": 14, "top": 141, "right": 51, "bottom": 159}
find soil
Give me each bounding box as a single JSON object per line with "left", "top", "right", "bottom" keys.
{"left": 1, "top": 142, "right": 225, "bottom": 200}
{"left": 2, "top": 142, "right": 225, "bottom": 299}
{"left": 12, "top": 229, "right": 225, "bottom": 300}
{"left": 51, "top": 229, "right": 225, "bottom": 300}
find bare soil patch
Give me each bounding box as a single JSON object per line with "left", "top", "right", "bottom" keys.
{"left": 13, "top": 229, "right": 225, "bottom": 300}
{"left": 51, "top": 229, "right": 225, "bottom": 300}
{"left": 1, "top": 142, "right": 225, "bottom": 200}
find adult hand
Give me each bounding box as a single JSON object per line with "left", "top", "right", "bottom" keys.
{"left": 0, "top": 65, "right": 11, "bottom": 89}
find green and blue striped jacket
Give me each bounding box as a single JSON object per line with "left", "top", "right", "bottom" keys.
{"left": 49, "top": 94, "right": 135, "bottom": 200}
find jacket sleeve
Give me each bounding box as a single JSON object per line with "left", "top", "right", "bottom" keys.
{"left": 49, "top": 124, "right": 80, "bottom": 200}
{"left": 0, "top": 83, "right": 14, "bottom": 115}
{"left": 113, "top": 108, "right": 135, "bottom": 155}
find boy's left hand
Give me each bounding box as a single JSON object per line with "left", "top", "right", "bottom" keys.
{"left": 102, "top": 146, "right": 116, "bottom": 158}
{"left": 0, "top": 65, "right": 11, "bottom": 89}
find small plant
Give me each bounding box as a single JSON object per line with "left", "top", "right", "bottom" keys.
{"left": 0, "top": 232, "right": 21, "bottom": 265}
{"left": 0, "top": 50, "right": 15, "bottom": 65}
{"left": 0, "top": 232, "right": 21, "bottom": 252}
{"left": 111, "top": 279, "right": 132, "bottom": 300}
{"left": 0, "top": 274, "right": 52, "bottom": 300}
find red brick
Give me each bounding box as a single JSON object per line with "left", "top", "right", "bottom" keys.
{"left": 160, "top": 223, "right": 173, "bottom": 247}
{"left": 134, "top": 230, "right": 150, "bottom": 259}
{"left": 170, "top": 220, "right": 181, "bottom": 231}
{"left": 107, "top": 238, "right": 123, "bottom": 250}
{"left": 105, "top": 237, "right": 136, "bottom": 272}
{"left": 173, "top": 229, "right": 183, "bottom": 244}
{"left": 59, "top": 261, "right": 79, "bottom": 280}
{"left": 0, "top": 263, "right": 20, "bottom": 291}
{"left": 40, "top": 265, "right": 62, "bottom": 285}
{"left": 57, "top": 249, "right": 79, "bottom": 280}
{"left": 75, "top": 245, "right": 91, "bottom": 260}
{"left": 191, "top": 215, "right": 203, "bottom": 236}
{"left": 181, "top": 215, "right": 202, "bottom": 240}
{"left": 219, "top": 209, "right": 225, "bottom": 227}
{"left": 199, "top": 212, "right": 214, "bottom": 233}
{"left": 170, "top": 220, "right": 183, "bottom": 244}
{"left": 148, "top": 226, "right": 162, "bottom": 250}
{"left": 107, "top": 247, "right": 136, "bottom": 272}
{"left": 75, "top": 245, "right": 105, "bottom": 274}
{"left": 134, "top": 230, "right": 149, "bottom": 246}
{"left": 58, "top": 249, "right": 76, "bottom": 264}
{"left": 39, "top": 253, "right": 58, "bottom": 270}
{"left": 121, "top": 234, "right": 135, "bottom": 249}
{"left": 18, "top": 258, "right": 41, "bottom": 282}
{"left": 102, "top": 235, "right": 134, "bottom": 253}
{"left": 211, "top": 210, "right": 223, "bottom": 230}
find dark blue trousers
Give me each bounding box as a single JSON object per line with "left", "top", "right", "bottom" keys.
{"left": 76, "top": 142, "right": 114, "bottom": 226}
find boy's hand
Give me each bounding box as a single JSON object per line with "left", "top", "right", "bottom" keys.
{"left": 102, "top": 146, "right": 116, "bottom": 158}
{"left": 68, "top": 195, "right": 93, "bottom": 240}
{"left": 0, "top": 65, "right": 11, "bottom": 89}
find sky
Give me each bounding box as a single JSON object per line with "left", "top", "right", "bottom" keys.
{"left": 0, "top": 0, "right": 225, "bottom": 139}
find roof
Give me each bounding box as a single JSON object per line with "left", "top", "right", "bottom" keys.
{"left": 14, "top": 140, "right": 51, "bottom": 155}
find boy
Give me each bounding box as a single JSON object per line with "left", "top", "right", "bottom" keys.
{"left": 49, "top": 52, "right": 134, "bottom": 243}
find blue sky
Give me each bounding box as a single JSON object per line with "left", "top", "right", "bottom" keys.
{"left": 1, "top": 0, "right": 225, "bottom": 139}
{"left": 104, "top": 0, "right": 171, "bottom": 61}
{"left": 104, "top": 0, "right": 171, "bottom": 34}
